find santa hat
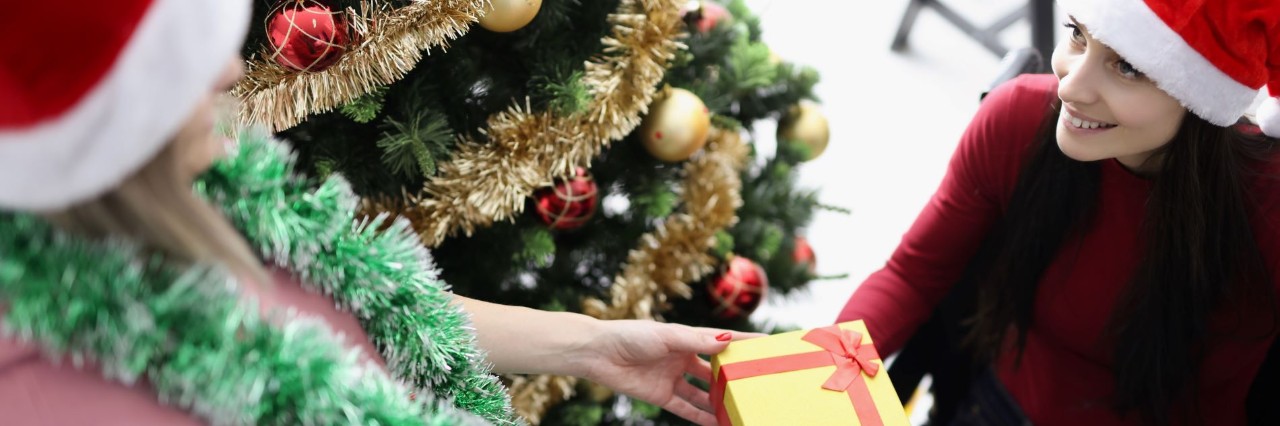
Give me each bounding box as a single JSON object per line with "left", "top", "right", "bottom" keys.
{"left": 1058, "top": 0, "right": 1279, "bottom": 137}
{"left": 0, "top": 0, "right": 251, "bottom": 211}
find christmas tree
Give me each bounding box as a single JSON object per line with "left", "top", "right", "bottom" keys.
{"left": 233, "top": 0, "right": 831, "bottom": 423}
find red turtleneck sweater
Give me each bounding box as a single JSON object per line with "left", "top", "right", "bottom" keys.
{"left": 838, "top": 74, "right": 1280, "bottom": 425}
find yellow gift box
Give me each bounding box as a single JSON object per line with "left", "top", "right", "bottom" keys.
{"left": 711, "top": 320, "right": 910, "bottom": 426}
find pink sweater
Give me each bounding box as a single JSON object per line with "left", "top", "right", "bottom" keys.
{"left": 0, "top": 268, "right": 390, "bottom": 424}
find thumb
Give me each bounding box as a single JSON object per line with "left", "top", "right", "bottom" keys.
{"left": 695, "top": 327, "right": 767, "bottom": 341}
{"left": 668, "top": 325, "right": 733, "bottom": 355}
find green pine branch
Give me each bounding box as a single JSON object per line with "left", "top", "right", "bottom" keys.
{"left": 631, "top": 182, "right": 679, "bottom": 219}
{"left": 725, "top": 0, "right": 764, "bottom": 42}
{"left": 515, "top": 227, "right": 556, "bottom": 268}
{"left": 725, "top": 34, "right": 777, "bottom": 92}
{"left": 533, "top": 69, "right": 591, "bottom": 116}
{"left": 340, "top": 86, "right": 389, "bottom": 123}
{"left": 376, "top": 107, "right": 453, "bottom": 179}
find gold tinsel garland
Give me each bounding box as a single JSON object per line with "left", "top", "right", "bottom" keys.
{"left": 233, "top": 0, "right": 488, "bottom": 131}
{"left": 383, "top": 0, "right": 688, "bottom": 246}
{"left": 582, "top": 128, "right": 749, "bottom": 320}
{"left": 507, "top": 128, "right": 749, "bottom": 424}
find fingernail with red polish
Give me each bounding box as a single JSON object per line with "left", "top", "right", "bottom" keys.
{"left": 716, "top": 332, "right": 732, "bottom": 341}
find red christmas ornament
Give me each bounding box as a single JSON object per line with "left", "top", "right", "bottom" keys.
{"left": 682, "top": 1, "right": 731, "bottom": 33}
{"left": 533, "top": 168, "right": 598, "bottom": 230}
{"left": 793, "top": 236, "right": 816, "bottom": 275}
{"left": 707, "top": 256, "right": 769, "bottom": 320}
{"left": 267, "top": 0, "right": 351, "bottom": 72}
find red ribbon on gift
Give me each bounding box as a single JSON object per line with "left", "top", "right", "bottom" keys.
{"left": 711, "top": 325, "right": 883, "bottom": 426}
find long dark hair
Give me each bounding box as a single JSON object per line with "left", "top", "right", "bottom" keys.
{"left": 962, "top": 101, "right": 1279, "bottom": 424}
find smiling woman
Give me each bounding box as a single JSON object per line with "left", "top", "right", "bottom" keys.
{"left": 1051, "top": 19, "right": 1188, "bottom": 173}
{"left": 837, "top": 0, "right": 1280, "bottom": 425}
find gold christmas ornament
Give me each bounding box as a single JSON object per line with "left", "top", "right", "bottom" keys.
{"left": 777, "top": 102, "right": 830, "bottom": 161}
{"left": 478, "top": 0, "right": 542, "bottom": 33}
{"left": 640, "top": 87, "right": 712, "bottom": 162}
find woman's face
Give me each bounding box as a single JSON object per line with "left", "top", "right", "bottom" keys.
{"left": 172, "top": 57, "right": 244, "bottom": 180}
{"left": 1051, "top": 18, "right": 1186, "bottom": 173}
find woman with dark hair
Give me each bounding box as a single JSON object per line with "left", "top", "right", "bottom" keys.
{"left": 838, "top": 1, "right": 1280, "bottom": 425}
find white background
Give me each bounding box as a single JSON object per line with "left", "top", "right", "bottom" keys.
{"left": 740, "top": 2, "right": 1061, "bottom": 418}
{"left": 744, "top": 0, "right": 1061, "bottom": 331}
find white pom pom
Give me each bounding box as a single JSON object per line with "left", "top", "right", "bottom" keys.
{"left": 1259, "top": 97, "right": 1280, "bottom": 138}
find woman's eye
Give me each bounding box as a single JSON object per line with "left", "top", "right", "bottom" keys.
{"left": 1116, "top": 60, "right": 1145, "bottom": 79}
{"left": 1064, "top": 23, "right": 1085, "bottom": 44}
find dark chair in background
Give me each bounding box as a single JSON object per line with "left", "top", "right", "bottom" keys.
{"left": 885, "top": 47, "right": 1280, "bottom": 425}
{"left": 891, "top": 0, "right": 1056, "bottom": 63}
{"left": 981, "top": 47, "right": 1044, "bottom": 101}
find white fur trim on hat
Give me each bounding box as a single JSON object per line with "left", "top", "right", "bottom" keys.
{"left": 1258, "top": 97, "right": 1280, "bottom": 138}
{"left": 0, "top": 0, "right": 251, "bottom": 211}
{"left": 1058, "top": 0, "right": 1259, "bottom": 127}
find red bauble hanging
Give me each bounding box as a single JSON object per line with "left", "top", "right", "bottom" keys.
{"left": 697, "top": 2, "right": 731, "bottom": 33}
{"left": 707, "top": 256, "right": 769, "bottom": 320}
{"left": 681, "top": 1, "right": 732, "bottom": 33}
{"left": 793, "top": 236, "right": 816, "bottom": 275}
{"left": 533, "top": 167, "right": 598, "bottom": 230}
{"left": 267, "top": 0, "right": 351, "bottom": 72}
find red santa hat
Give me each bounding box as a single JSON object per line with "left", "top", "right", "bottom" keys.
{"left": 1058, "top": 0, "right": 1279, "bottom": 137}
{"left": 0, "top": 0, "right": 251, "bottom": 211}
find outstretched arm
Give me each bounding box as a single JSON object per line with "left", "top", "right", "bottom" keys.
{"left": 453, "top": 295, "right": 751, "bottom": 426}
{"left": 837, "top": 76, "right": 1051, "bottom": 354}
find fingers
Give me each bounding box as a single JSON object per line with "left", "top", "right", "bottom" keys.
{"left": 693, "top": 327, "right": 728, "bottom": 338}
{"left": 685, "top": 355, "right": 713, "bottom": 382}
{"left": 667, "top": 325, "right": 733, "bottom": 355}
{"left": 676, "top": 380, "right": 713, "bottom": 412}
{"left": 693, "top": 327, "right": 768, "bottom": 341}
{"left": 664, "top": 394, "right": 720, "bottom": 426}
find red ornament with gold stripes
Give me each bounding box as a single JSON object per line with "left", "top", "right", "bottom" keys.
{"left": 707, "top": 256, "right": 769, "bottom": 320}
{"left": 266, "top": 0, "right": 351, "bottom": 72}
{"left": 532, "top": 167, "right": 598, "bottom": 230}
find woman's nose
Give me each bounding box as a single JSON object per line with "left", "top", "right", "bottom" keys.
{"left": 1054, "top": 49, "right": 1103, "bottom": 106}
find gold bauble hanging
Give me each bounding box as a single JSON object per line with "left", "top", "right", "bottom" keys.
{"left": 777, "top": 102, "right": 830, "bottom": 161}
{"left": 639, "top": 87, "right": 712, "bottom": 162}
{"left": 478, "top": 0, "right": 542, "bottom": 33}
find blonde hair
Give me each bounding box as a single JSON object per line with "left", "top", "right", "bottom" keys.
{"left": 45, "top": 131, "right": 269, "bottom": 284}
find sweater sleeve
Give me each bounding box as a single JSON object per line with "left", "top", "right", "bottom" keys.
{"left": 837, "top": 74, "right": 1056, "bottom": 354}
{"left": 0, "top": 337, "right": 204, "bottom": 425}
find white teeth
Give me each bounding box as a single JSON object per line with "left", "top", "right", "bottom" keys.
{"left": 1068, "top": 113, "right": 1114, "bottom": 129}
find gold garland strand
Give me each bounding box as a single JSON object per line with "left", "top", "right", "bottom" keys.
{"left": 507, "top": 128, "right": 749, "bottom": 424}
{"left": 582, "top": 128, "right": 749, "bottom": 320}
{"left": 233, "top": 0, "right": 488, "bottom": 132}
{"left": 386, "top": 0, "right": 688, "bottom": 246}
{"left": 504, "top": 375, "right": 576, "bottom": 425}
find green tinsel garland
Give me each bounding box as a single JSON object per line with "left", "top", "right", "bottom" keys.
{"left": 0, "top": 129, "right": 518, "bottom": 425}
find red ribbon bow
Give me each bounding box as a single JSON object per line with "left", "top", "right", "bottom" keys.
{"left": 802, "top": 326, "right": 881, "bottom": 392}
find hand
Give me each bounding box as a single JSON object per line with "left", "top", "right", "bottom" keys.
{"left": 579, "top": 320, "right": 763, "bottom": 426}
